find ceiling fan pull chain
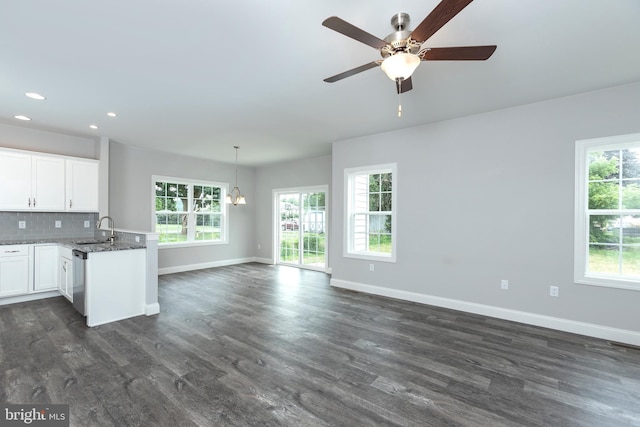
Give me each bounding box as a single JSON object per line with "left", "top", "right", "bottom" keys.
{"left": 397, "top": 78, "right": 402, "bottom": 117}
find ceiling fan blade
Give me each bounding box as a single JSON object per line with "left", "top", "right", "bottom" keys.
{"left": 322, "top": 16, "right": 389, "bottom": 49}
{"left": 324, "top": 61, "right": 381, "bottom": 83}
{"left": 411, "top": 0, "right": 474, "bottom": 43}
{"left": 421, "top": 45, "right": 497, "bottom": 60}
{"left": 396, "top": 77, "right": 413, "bottom": 94}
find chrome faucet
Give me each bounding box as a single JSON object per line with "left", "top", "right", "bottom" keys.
{"left": 96, "top": 216, "right": 116, "bottom": 245}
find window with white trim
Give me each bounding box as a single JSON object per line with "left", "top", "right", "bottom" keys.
{"left": 154, "top": 176, "right": 228, "bottom": 245}
{"left": 575, "top": 134, "right": 640, "bottom": 289}
{"left": 345, "top": 164, "right": 396, "bottom": 262}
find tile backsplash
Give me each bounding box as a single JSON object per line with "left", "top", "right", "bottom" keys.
{"left": 0, "top": 212, "right": 98, "bottom": 241}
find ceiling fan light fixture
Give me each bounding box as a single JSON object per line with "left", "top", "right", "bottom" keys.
{"left": 381, "top": 52, "right": 420, "bottom": 81}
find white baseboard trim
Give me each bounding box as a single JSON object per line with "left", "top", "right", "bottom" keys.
{"left": 145, "top": 303, "right": 160, "bottom": 316}
{"left": 158, "top": 257, "right": 258, "bottom": 275}
{"left": 0, "top": 290, "right": 60, "bottom": 307}
{"left": 330, "top": 278, "right": 640, "bottom": 347}
{"left": 254, "top": 257, "right": 274, "bottom": 265}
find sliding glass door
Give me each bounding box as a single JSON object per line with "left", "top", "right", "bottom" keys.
{"left": 276, "top": 187, "right": 327, "bottom": 270}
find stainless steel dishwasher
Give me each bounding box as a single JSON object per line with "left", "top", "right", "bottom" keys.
{"left": 72, "top": 249, "right": 87, "bottom": 316}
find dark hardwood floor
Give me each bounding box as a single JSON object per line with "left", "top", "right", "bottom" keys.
{"left": 1, "top": 263, "right": 639, "bottom": 426}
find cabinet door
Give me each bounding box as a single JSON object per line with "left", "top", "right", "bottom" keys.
{"left": 0, "top": 256, "right": 29, "bottom": 297}
{"left": 32, "top": 155, "right": 66, "bottom": 211}
{"left": 58, "top": 256, "right": 73, "bottom": 301}
{"left": 66, "top": 159, "right": 99, "bottom": 211}
{"left": 0, "top": 150, "right": 31, "bottom": 210}
{"left": 34, "top": 245, "right": 58, "bottom": 291}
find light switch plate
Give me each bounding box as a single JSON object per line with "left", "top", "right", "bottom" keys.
{"left": 18, "top": 221, "right": 26, "bottom": 229}
{"left": 55, "top": 220, "right": 62, "bottom": 228}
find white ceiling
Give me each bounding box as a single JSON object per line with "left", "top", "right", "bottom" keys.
{"left": 2, "top": 0, "right": 640, "bottom": 166}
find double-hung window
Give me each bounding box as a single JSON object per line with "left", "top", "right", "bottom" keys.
{"left": 154, "top": 176, "right": 228, "bottom": 245}
{"left": 575, "top": 133, "right": 640, "bottom": 289}
{"left": 345, "top": 163, "right": 397, "bottom": 262}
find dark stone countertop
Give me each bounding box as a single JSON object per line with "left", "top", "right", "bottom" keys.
{"left": 0, "top": 238, "right": 145, "bottom": 253}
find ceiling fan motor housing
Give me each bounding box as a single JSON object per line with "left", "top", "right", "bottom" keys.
{"left": 381, "top": 13, "right": 422, "bottom": 58}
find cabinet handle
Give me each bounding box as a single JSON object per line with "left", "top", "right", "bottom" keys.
{"left": 62, "top": 262, "right": 67, "bottom": 272}
{"left": 69, "top": 200, "right": 72, "bottom": 209}
{"left": 28, "top": 198, "right": 31, "bottom": 207}
{"left": 4, "top": 250, "right": 20, "bottom": 253}
{"left": 33, "top": 198, "right": 36, "bottom": 207}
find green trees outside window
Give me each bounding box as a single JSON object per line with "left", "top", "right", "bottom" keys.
{"left": 346, "top": 164, "right": 396, "bottom": 261}
{"left": 587, "top": 148, "right": 640, "bottom": 278}
{"left": 154, "top": 178, "right": 226, "bottom": 244}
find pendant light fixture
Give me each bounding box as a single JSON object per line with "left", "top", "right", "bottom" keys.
{"left": 226, "top": 145, "right": 246, "bottom": 206}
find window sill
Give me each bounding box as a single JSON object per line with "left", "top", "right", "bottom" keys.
{"left": 159, "top": 241, "right": 228, "bottom": 249}
{"left": 575, "top": 276, "right": 640, "bottom": 291}
{"left": 344, "top": 252, "right": 396, "bottom": 263}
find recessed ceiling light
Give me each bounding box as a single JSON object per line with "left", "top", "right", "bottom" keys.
{"left": 106, "top": 112, "right": 116, "bottom": 117}
{"left": 89, "top": 124, "right": 98, "bottom": 130}
{"left": 14, "top": 115, "right": 31, "bottom": 121}
{"left": 25, "top": 92, "right": 46, "bottom": 100}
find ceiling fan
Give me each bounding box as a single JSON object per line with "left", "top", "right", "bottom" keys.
{"left": 322, "top": 0, "right": 496, "bottom": 97}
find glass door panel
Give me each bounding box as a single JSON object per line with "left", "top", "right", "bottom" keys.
{"left": 277, "top": 189, "right": 326, "bottom": 270}
{"left": 279, "top": 193, "right": 300, "bottom": 265}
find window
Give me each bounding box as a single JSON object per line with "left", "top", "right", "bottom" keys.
{"left": 153, "top": 176, "right": 228, "bottom": 245}
{"left": 345, "top": 164, "right": 396, "bottom": 262}
{"left": 575, "top": 134, "right": 640, "bottom": 289}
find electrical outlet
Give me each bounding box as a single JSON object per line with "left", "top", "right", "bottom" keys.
{"left": 257, "top": 243, "right": 261, "bottom": 250}
{"left": 369, "top": 264, "right": 374, "bottom": 272}
{"left": 84, "top": 220, "right": 90, "bottom": 228}
{"left": 101, "top": 231, "right": 106, "bottom": 237}
{"left": 135, "top": 235, "right": 140, "bottom": 243}
{"left": 55, "top": 220, "right": 62, "bottom": 228}
{"left": 550, "top": 286, "right": 559, "bottom": 297}
{"left": 501, "top": 280, "right": 509, "bottom": 290}
{"left": 18, "top": 221, "right": 26, "bottom": 229}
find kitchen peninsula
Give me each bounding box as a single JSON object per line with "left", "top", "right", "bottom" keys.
{"left": 0, "top": 232, "right": 158, "bottom": 327}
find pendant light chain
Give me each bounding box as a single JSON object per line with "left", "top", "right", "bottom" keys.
{"left": 234, "top": 145, "right": 239, "bottom": 187}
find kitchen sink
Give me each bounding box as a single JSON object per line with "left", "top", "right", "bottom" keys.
{"left": 73, "top": 240, "right": 109, "bottom": 245}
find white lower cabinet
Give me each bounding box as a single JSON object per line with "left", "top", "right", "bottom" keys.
{"left": 0, "top": 245, "right": 30, "bottom": 298}
{"left": 33, "top": 245, "right": 59, "bottom": 292}
{"left": 0, "top": 244, "right": 66, "bottom": 300}
{"left": 58, "top": 247, "right": 73, "bottom": 302}
{"left": 86, "top": 249, "right": 145, "bottom": 327}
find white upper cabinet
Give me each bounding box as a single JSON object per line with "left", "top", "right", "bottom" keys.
{"left": 66, "top": 159, "right": 99, "bottom": 211}
{"left": 0, "top": 150, "right": 65, "bottom": 211}
{"left": 0, "top": 150, "right": 31, "bottom": 209}
{"left": 32, "top": 155, "right": 66, "bottom": 211}
{"left": 0, "top": 148, "right": 98, "bottom": 212}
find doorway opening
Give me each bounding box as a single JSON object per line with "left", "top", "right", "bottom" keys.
{"left": 274, "top": 187, "right": 328, "bottom": 271}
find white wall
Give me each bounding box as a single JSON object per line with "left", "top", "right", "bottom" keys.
{"left": 109, "top": 142, "right": 255, "bottom": 272}
{"left": 331, "top": 82, "right": 640, "bottom": 343}
{"left": 254, "top": 155, "right": 332, "bottom": 263}
{"left": 0, "top": 123, "right": 99, "bottom": 158}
